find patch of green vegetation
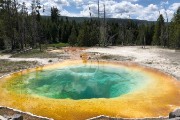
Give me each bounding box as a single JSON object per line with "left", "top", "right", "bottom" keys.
{"left": 146, "top": 62, "right": 153, "bottom": 64}
{"left": 47, "top": 43, "right": 69, "bottom": 48}
{"left": 100, "top": 55, "right": 112, "bottom": 59}
{"left": 99, "top": 55, "right": 134, "bottom": 61}
{"left": 11, "top": 49, "right": 60, "bottom": 58}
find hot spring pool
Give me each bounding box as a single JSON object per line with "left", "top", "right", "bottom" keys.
{"left": 8, "top": 64, "right": 150, "bottom": 100}
{"left": 0, "top": 60, "right": 180, "bottom": 120}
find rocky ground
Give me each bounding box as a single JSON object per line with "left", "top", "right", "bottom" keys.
{"left": 0, "top": 46, "right": 180, "bottom": 120}
{"left": 0, "top": 107, "right": 51, "bottom": 120}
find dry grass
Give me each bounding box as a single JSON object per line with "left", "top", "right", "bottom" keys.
{"left": 99, "top": 54, "right": 134, "bottom": 61}
{"left": 11, "top": 49, "right": 62, "bottom": 58}
{"left": 0, "top": 60, "right": 39, "bottom": 77}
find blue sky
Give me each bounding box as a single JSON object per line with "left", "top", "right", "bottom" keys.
{"left": 19, "top": 0, "right": 180, "bottom": 21}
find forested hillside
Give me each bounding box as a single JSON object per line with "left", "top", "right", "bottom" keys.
{"left": 43, "top": 15, "right": 151, "bottom": 24}
{"left": 0, "top": 0, "right": 179, "bottom": 51}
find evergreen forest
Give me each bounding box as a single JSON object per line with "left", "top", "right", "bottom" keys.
{"left": 0, "top": 0, "right": 179, "bottom": 51}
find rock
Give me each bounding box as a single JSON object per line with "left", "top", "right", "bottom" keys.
{"left": 169, "top": 117, "right": 180, "bottom": 120}
{"left": 169, "top": 108, "right": 180, "bottom": 119}
{"left": 2, "top": 114, "right": 23, "bottom": 120}
{"left": 0, "top": 115, "right": 6, "bottom": 120}
{"left": 11, "top": 114, "right": 23, "bottom": 120}
{"left": 48, "top": 60, "right": 53, "bottom": 63}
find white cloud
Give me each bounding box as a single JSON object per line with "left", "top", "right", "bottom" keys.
{"left": 169, "top": 3, "right": 180, "bottom": 11}
{"left": 136, "top": 4, "right": 159, "bottom": 21}
{"left": 16, "top": 0, "right": 180, "bottom": 21}
{"left": 61, "top": 9, "right": 81, "bottom": 17}
{"left": 122, "top": 0, "right": 139, "bottom": 2}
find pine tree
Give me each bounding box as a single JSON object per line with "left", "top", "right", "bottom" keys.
{"left": 68, "top": 26, "right": 77, "bottom": 46}
{"left": 146, "top": 23, "right": 155, "bottom": 45}
{"left": 137, "top": 24, "right": 145, "bottom": 45}
{"left": 19, "top": 2, "right": 29, "bottom": 50}
{"left": 153, "top": 14, "right": 165, "bottom": 46}
{"left": 117, "top": 24, "right": 126, "bottom": 45}
{"left": 51, "top": 7, "right": 59, "bottom": 23}
{"left": 0, "top": 1, "right": 5, "bottom": 49}
{"left": 0, "top": 19, "right": 5, "bottom": 49}
{"left": 51, "top": 23, "right": 58, "bottom": 43}
{"left": 77, "top": 27, "right": 85, "bottom": 46}
{"left": 169, "top": 7, "right": 180, "bottom": 48}
{"left": 77, "top": 21, "right": 89, "bottom": 46}
{"left": 89, "top": 29, "right": 98, "bottom": 46}
{"left": 61, "top": 18, "right": 71, "bottom": 43}
{"left": 1, "top": 0, "right": 20, "bottom": 50}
